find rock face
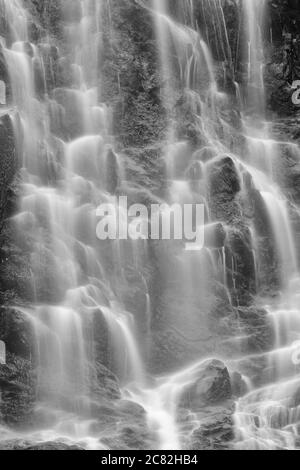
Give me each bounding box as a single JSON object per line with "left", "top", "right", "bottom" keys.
{"left": 0, "top": 114, "right": 18, "bottom": 229}
{"left": 188, "top": 406, "right": 235, "bottom": 450}
{"left": 179, "top": 360, "right": 235, "bottom": 450}
{"left": 0, "top": 440, "right": 84, "bottom": 450}
{"left": 0, "top": 0, "right": 299, "bottom": 452}
{"left": 0, "top": 113, "right": 33, "bottom": 426}
{"left": 0, "top": 354, "right": 35, "bottom": 426}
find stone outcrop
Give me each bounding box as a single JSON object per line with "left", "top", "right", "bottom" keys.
{"left": 0, "top": 354, "right": 36, "bottom": 426}
{"left": 179, "top": 359, "right": 235, "bottom": 450}
{"left": 180, "top": 360, "right": 232, "bottom": 409}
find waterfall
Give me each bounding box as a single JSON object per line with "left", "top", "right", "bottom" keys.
{"left": 0, "top": 0, "right": 300, "bottom": 452}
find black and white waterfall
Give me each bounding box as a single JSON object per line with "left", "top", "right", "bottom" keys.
{"left": 0, "top": 0, "right": 300, "bottom": 451}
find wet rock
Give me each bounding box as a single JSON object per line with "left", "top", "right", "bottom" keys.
{"left": 268, "top": 405, "right": 290, "bottom": 429}
{"left": 25, "top": 0, "right": 62, "bottom": 39}
{"left": 180, "top": 360, "right": 232, "bottom": 409}
{"left": 89, "top": 362, "right": 121, "bottom": 401}
{"left": 242, "top": 185, "right": 281, "bottom": 294}
{"left": 208, "top": 156, "right": 241, "bottom": 224}
{"left": 0, "top": 48, "right": 11, "bottom": 102}
{"left": 106, "top": 149, "right": 121, "bottom": 194}
{"left": 188, "top": 405, "right": 235, "bottom": 450}
{"left": 33, "top": 57, "right": 46, "bottom": 97}
{"left": 119, "top": 267, "right": 149, "bottom": 335}
{"left": 101, "top": 400, "right": 154, "bottom": 450}
{"left": 61, "top": 0, "right": 82, "bottom": 23}
{"left": 55, "top": 57, "right": 79, "bottom": 89}
{"left": 230, "top": 371, "right": 248, "bottom": 398}
{"left": 0, "top": 440, "right": 84, "bottom": 450}
{"left": 226, "top": 227, "right": 256, "bottom": 305}
{"left": 25, "top": 442, "right": 84, "bottom": 450}
{"left": 149, "top": 327, "right": 201, "bottom": 375}
{"left": 0, "top": 114, "right": 18, "bottom": 228}
{"left": 91, "top": 310, "right": 110, "bottom": 371}
{"left": 0, "top": 308, "right": 34, "bottom": 360}
{"left": 186, "top": 161, "right": 203, "bottom": 181}
{"left": 204, "top": 223, "right": 227, "bottom": 249}
{"left": 29, "top": 242, "right": 68, "bottom": 303}
{"left": 52, "top": 88, "right": 85, "bottom": 138}
{"left": 238, "top": 306, "right": 274, "bottom": 354}
{"left": 123, "top": 146, "right": 166, "bottom": 196}
{"left": 0, "top": 353, "right": 36, "bottom": 426}
{"left": 0, "top": 223, "right": 34, "bottom": 304}
{"left": 194, "top": 147, "right": 216, "bottom": 163}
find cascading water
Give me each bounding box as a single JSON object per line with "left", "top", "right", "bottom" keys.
{"left": 1, "top": 0, "right": 300, "bottom": 452}
{"left": 0, "top": 0, "right": 148, "bottom": 449}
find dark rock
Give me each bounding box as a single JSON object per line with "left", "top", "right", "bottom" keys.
{"left": 119, "top": 267, "right": 149, "bottom": 335}
{"left": 33, "top": 57, "right": 46, "bottom": 97}
{"left": 0, "top": 307, "right": 34, "bottom": 359}
{"left": 0, "top": 47, "right": 11, "bottom": 102}
{"left": 0, "top": 113, "right": 18, "bottom": 228}
{"left": 230, "top": 371, "right": 248, "bottom": 398}
{"left": 204, "top": 223, "right": 227, "bottom": 249}
{"left": 25, "top": 442, "right": 84, "bottom": 451}
{"left": 180, "top": 359, "right": 232, "bottom": 409}
{"left": 238, "top": 306, "right": 275, "bottom": 354}
{"left": 52, "top": 88, "right": 85, "bottom": 138}
{"left": 90, "top": 310, "right": 110, "bottom": 371}
{"left": 209, "top": 156, "right": 241, "bottom": 198}
{"left": 194, "top": 147, "right": 216, "bottom": 163}
{"left": 99, "top": 399, "right": 154, "bottom": 450}
{"left": 106, "top": 149, "right": 121, "bottom": 194}
{"left": 188, "top": 405, "right": 235, "bottom": 450}
{"left": 226, "top": 227, "right": 256, "bottom": 305}
{"left": 0, "top": 353, "right": 36, "bottom": 425}
{"left": 0, "top": 222, "right": 34, "bottom": 304}
{"left": 89, "top": 361, "right": 121, "bottom": 401}
{"left": 208, "top": 156, "right": 241, "bottom": 225}
{"left": 185, "top": 161, "right": 203, "bottom": 181}
{"left": 0, "top": 439, "right": 84, "bottom": 450}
